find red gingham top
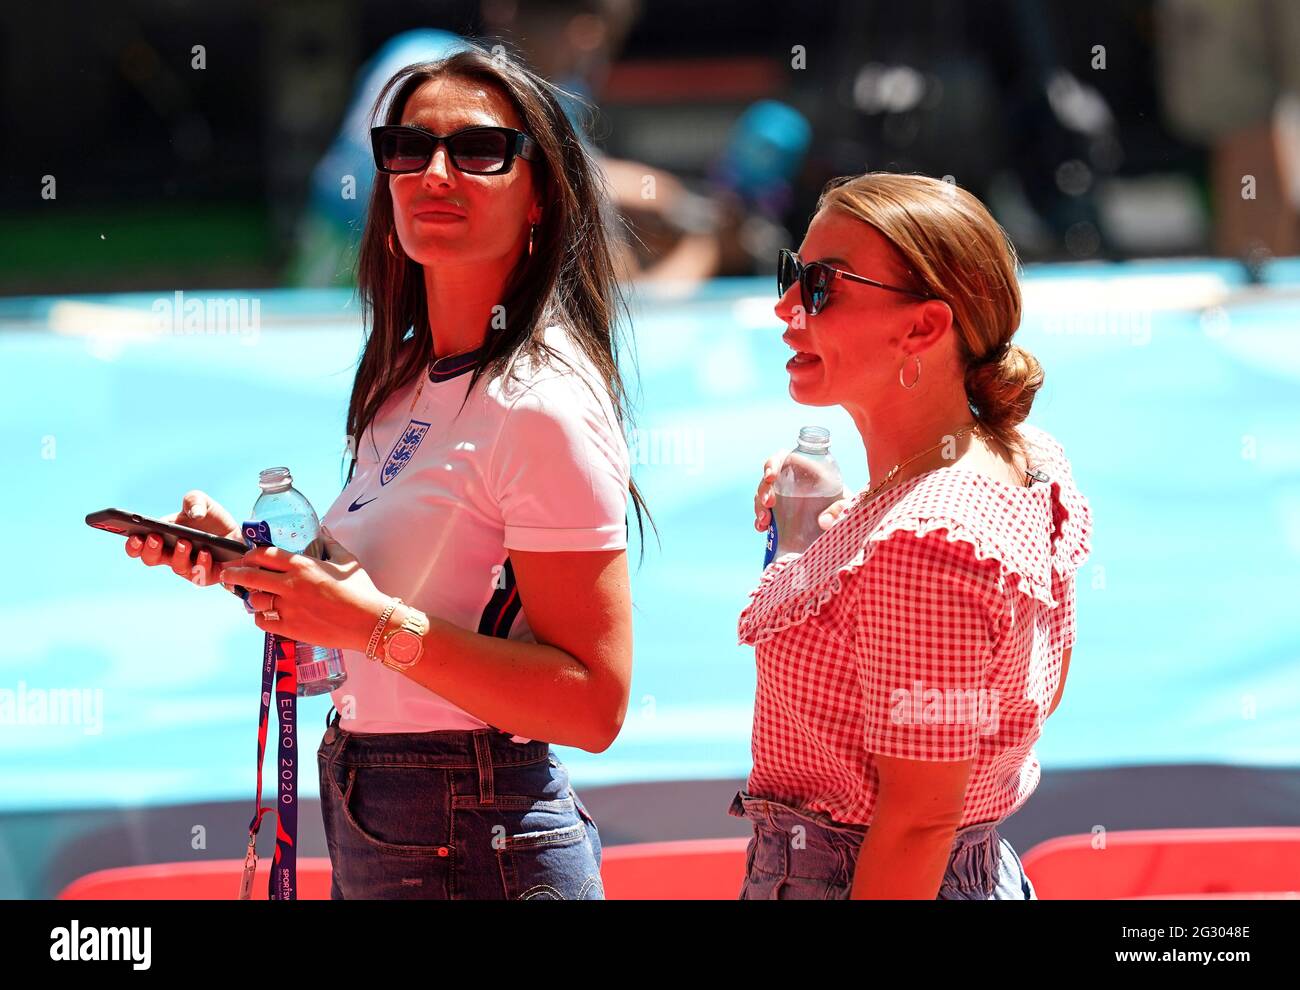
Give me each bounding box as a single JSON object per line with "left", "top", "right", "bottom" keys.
{"left": 737, "top": 423, "right": 1093, "bottom": 828}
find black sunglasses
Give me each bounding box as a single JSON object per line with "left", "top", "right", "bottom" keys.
{"left": 778, "top": 248, "right": 931, "bottom": 315}
{"left": 370, "top": 124, "right": 537, "bottom": 176}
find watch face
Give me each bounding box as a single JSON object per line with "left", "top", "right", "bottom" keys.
{"left": 386, "top": 630, "right": 421, "bottom": 665}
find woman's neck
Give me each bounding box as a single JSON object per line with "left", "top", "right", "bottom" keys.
{"left": 847, "top": 393, "right": 980, "bottom": 490}
{"left": 421, "top": 261, "right": 513, "bottom": 358}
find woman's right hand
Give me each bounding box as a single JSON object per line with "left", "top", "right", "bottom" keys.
{"left": 124, "top": 490, "right": 242, "bottom": 590}
{"left": 753, "top": 452, "right": 854, "bottom": 533}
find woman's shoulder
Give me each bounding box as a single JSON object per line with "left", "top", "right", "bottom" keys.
{"left": 737, "top": 422, "right": 1091, "bottom": 647}
{"left": 1015, "top": 422, "right": 1079, "bottom": 481}
{"left": 485, "top": 324, "right": 614, "bottom": 415}
{"left": 737, "top": 477, "right": 1013, "bottom": 647}
{"left": 736, "top": 525, "right": 994, "bottom": 647}
{"left": 1012, "top": 421, "right": 1092, "bottom": 572}
{"left": 879, "top": 423, "right": 1091, "bottom": 592}
{"left": 478, "top": 326, "right": 628, "bottom": 482}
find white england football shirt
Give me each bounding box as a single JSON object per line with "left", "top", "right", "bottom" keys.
{"left": 319, "top": 324, "right": 631, "bottom": 738}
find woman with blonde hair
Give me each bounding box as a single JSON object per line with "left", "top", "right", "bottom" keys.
{"left": 735, "top": 172, "right": 1092, "bottom": 899}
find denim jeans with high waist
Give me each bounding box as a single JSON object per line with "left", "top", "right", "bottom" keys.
{"left": 317, "top": 708, "right": 603, "bottom": 899}
{"left": 728, "top": 789, "right": 1036, "bottom": 899}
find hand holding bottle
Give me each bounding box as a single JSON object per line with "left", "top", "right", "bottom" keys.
{"left": 754, "top": 454, "right": 854, "bottom": 533}
{"left": 219, "top": 525, "right": 392, "bottom": 656}
{"left": 756, "top": 428, "right": 852, "bottom": 565}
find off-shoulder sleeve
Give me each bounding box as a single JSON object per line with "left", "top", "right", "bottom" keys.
{"left": 845, "top": 531, "right": 1004, "bottom": 762}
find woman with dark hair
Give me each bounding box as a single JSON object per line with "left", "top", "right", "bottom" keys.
{"left": 735, "top": 172, "right": 1093, "bottom": 899}
{"left": 126, "top": 45, "right": 649, "bottom": 899}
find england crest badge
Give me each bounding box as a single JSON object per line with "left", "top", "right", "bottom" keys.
{"left": 381, "top": 419, "right": 431, "bottom": 485}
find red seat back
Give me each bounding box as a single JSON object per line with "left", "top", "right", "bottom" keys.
{"left": 72, "top": 829, "right": 1300, "bottom": 901}
{"left": 57, "top": 858, "right": 335, "bottom": 900}
{"left": 56, "top": 840, "right": 752, "bottom": 900}
{"left": 1021, "top": 827, "right": 1300, "bottom": 899}
{"left": 600, "top": 838, "right": 750, "bottom": 899}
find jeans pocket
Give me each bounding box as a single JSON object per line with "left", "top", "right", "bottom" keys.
{"left": 496, "top": 820, "right": 604, "bottom": 899}
{"left": 337, "top": 764, "right": 455, "bottom": 856}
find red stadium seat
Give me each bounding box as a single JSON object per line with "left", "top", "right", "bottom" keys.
{"left": 1021, "top": 827, "right": 1300, "bottom": 899}
{"left": 599, "top": 838, "right": 750, "bottom": 899}
{"left": 56, "top": 839, "right": 751, "bottom": 900}
{"left": 72, "top": 829, "right": 1295, "bottom": 901}
{"left": 57, "top": 858, "right": 336, "bottom": 900}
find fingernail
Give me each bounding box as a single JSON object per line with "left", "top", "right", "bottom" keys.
{"left": 127, "top": 535, "right": 142, "bottom": 549}
{"left": 146, "top": 535, "right": 160, "bottom": 548}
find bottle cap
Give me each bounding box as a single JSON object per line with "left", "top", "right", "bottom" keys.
{"left": 796, "top": 426, "right": 830, "bottom": 452}
{"left": 258, "top": 466, "right": 293, "bottom": 493}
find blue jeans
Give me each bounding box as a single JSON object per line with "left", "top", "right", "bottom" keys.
{"left": 728, "top": 789, "right": 1036, "bottom": 900}
{"left": 317, "top": 708, "right": 603, "bottom": 899}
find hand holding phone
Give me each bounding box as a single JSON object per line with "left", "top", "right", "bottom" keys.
{"left": 87, "top": 490, "right": 246, "bottom": 589}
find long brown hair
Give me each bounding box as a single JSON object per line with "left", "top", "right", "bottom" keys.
{"left": 343, "top": 44, "right": 655, "bottom": 555}
{"left": 817, "top": 172, "right": 1044, "bottom": 466}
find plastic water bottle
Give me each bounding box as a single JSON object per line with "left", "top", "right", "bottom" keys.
{"left": 764, "top": 427, "right": 844, "bottom": 566}
{"left": 250, "top": 466, "right": 347, "bottom": 697}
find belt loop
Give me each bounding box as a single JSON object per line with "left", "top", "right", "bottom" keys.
{"left": 773, "top": 820, "right": 789, "bottom": 900}
{"left": 326, "top": 718, "right": 348, "bottom": 769}
{"left": 322, "top": 706, "right": 341, "bottom": 745}
{"left": 473, "top": 730, "right": 495, "bottom": 805}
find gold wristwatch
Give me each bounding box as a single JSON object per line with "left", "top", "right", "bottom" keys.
{"left": 379, "top": 604, "right": 430, "bottom": 672}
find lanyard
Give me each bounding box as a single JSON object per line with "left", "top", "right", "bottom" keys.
{"left": 237, "top": 520, "right": 298, "bottom": 901}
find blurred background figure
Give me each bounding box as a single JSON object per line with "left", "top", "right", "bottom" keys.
{"left": 285, "top": 22, "right": 467, "bottom": 286}
{"left": 1155, "top": 0, "right": 1300, "bottom": 275}
{"left": 287, "top": 0, "right": 796, "bottom": 287}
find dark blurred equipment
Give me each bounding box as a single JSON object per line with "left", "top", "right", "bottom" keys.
{"left": 784, "top": 0, "right": 1124, "bottom": 260}
{"left": 1155, "top": 0, "right": 1300, "bottom": 274}
{"left": 0, "top": 0, "right": 1234, "bottom": 294}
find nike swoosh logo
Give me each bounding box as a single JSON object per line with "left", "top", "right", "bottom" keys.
{"left": 348, "top": 495, "right": 377, "bottom": 512}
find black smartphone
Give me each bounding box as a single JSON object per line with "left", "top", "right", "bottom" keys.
{"left": 85, "top": 508, "right": 248, "bottom": 564}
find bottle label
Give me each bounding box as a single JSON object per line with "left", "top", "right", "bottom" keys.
{"left": 294, "top": 659, "right": 334, "bottom": 684}
{"left": 763, "top": 516, "right": 778, "bottom": 568}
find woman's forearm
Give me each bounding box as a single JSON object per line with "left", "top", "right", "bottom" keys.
{"left": 355, "top": 604, "right": 623, "bottom": 752}
{"left": 849, "top": 814, "right": 960, "bottom": 899}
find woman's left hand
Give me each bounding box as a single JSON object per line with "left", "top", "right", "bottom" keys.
{"left": 219, "top": 526, "right": 390, "bottom": 653}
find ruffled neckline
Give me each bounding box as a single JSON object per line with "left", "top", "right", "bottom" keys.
{"left": 737, "top": 423, "right": 1092, "bottom": 647}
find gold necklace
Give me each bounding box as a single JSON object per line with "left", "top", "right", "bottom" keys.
{"left": 409, "top": 371, "right": 427, "bottom": 412}
{"left": 860, "top": 422, "right": 982, "bottom": 503}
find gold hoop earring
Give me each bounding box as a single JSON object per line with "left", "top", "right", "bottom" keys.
{"left": 527, "top": 223, "right": 537, "bottom": 257}
{"left": 387, "top": 230, "right": 402, "bottom": 259}
{"left": 899, "top": 354, "right": 921, "bottom": 389}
